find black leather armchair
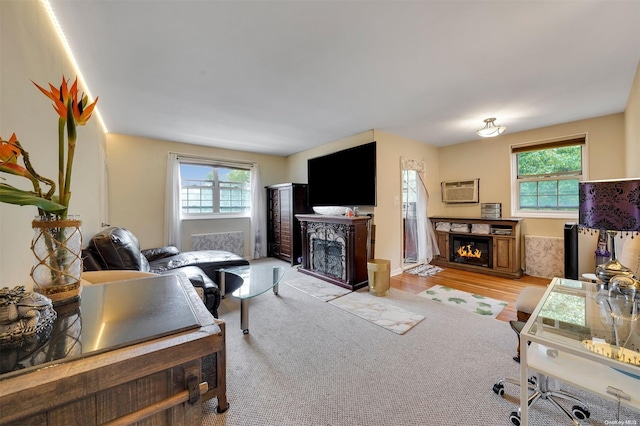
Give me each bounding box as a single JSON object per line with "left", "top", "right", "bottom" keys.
{"left": 82, "top": 227, "right": 249, "bottom": 318}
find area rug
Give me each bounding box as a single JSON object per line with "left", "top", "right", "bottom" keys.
{"left": 418, "top": 285, "right": 508, "bottom": 319}
{"left": 284, "top": 276, "right": 351, "bottom": 301}
{"left": 329, "top": 291, "right": 425, "bottom": 334}
{"left": 405, "top": 263, "right": 444, "bottom": 277}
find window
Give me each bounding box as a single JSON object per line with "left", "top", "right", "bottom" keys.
{"left": 511, "top": 137, "right": 587, "bottom": 218}
{"left": 179, "top": 161, "right": 251, "bottom": 216}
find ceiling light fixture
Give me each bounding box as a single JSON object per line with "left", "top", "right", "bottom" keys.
{"left": 476, "top": 118, "right": 506, "bottom": 138}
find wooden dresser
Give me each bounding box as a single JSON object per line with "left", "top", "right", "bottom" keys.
{"left": 0, "top": 274, "right": 227, "bottom": 425}
{"left": 266, "top": 183, "right": 312, "bottom": 265}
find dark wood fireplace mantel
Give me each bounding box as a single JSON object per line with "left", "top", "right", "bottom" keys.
{"left": 430, "top": 216, "right": 523, "bottom": 279}
{"left": 296, "top": 214, "right": 370, "bottom": 290}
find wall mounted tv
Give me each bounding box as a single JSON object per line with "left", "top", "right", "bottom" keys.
{"left": 307, "top": 141, "right": 377, "bottom": 207}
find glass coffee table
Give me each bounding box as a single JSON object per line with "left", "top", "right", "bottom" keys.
{"left": 218, "top": 265, "right": 285, "bottom": 334}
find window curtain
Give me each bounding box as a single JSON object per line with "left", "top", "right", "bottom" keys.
{"left": 165, "top": 153, "right": 182, "bottom": 250}
{"left": 402, "top": 158, "right": 439, "bottom": 265}
{"left": 417, "top": 170, "right": 439, "bottom": 263}
{"left": 250, "top": 164, "right": 267, "bottom": 259}
{"left": 166, "top": 152, "right": 264, "bottom": 257}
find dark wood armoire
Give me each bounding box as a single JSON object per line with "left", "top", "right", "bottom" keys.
{"left": 266, "top": 183, "right": 312, "bottom": 265}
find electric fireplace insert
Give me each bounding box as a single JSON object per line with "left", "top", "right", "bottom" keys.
{"left": 450, "top": 234, "right": 493, "bottom": 268}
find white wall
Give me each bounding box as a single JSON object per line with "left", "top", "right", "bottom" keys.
{"left": 625, "top": 60, "right": 640, "bottom": 177}
{"left": 106, "top": 133, "right": 288, "bottom": 255}
{"left": 285, "top": 113, "right": 630, "bottom": 278}
{"left": 3, "top": 2, "right": 637, "bottom": 286}
{"left": 1, "top": 1, "right": 106, "bottom": 290}
{"left": 435, "top": 114, "right": 627, "bottom": 276}
{"left": 287, "top": 129, "right": 440, "bottom": 275}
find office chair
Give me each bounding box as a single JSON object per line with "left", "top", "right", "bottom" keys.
{"left": 492, "top": 322, "right": 591, "bottom": 425}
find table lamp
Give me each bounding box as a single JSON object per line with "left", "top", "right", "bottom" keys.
{"left": 578, "top": 178, "right": 640, "bottom": 284}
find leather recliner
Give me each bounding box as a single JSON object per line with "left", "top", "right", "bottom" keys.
{"left": 82, "top": 227, "right": 249, "bottom": 318}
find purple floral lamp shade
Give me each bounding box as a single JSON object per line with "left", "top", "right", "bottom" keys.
{"left": 578, "top": 179, "right": 640, "bottom": 233}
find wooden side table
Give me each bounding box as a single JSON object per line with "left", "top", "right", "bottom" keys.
{"left": 0, "top": 274, "right": 228, "bottom": 425}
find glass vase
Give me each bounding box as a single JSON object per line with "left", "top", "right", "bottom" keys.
{"left": 30, "top": 215, "right": 82, "bottom": 304}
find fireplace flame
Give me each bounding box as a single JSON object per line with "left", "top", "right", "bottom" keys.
{"left": 457, "top": 244, "right": 482, "bottom": 259}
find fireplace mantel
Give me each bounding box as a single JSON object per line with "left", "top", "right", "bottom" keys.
{"left": 296, "top": 214, "right": 370, "bottom": 290}
{"left": 430, "top": 216, "right": 523, "bottom": 278}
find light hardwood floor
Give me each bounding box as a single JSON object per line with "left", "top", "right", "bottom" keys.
{"left": 390, "top": 267, "right": 551, "bottom": 322}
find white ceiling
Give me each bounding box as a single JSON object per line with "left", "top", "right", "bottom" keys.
{"left": 49, "top": 0, "right": 640, "bottom": 156}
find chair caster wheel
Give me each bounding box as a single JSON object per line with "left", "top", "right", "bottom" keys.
{"left": 509, "top": 411, "right": 521, "bottom": 426}
{"left": 243, "top": 329, "right": 249, "bottom": 335}
{"left": 572, "top": 405, "right": 590, "bottom": 420}
{"left": 492, "top": 383, "right": 505, "bottom": 396}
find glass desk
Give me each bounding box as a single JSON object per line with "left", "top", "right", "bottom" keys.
{"left": 219, "top": 265, "right": 285, "bottom": 334}
{"left": 519, "top": 277, "right": 640, "bottom": 425}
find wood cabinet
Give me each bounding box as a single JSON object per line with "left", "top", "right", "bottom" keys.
{"left": 267, "top": 183, "right": 312, "bottom": 265}
{"left": 296, "top": 214, "right": 371, "bottom": 290}
{"left": 430, "top": 216, "right": 523, "bottom": 279}
{"left": 0, "top": 275, "right": 228, "bottom": 425}
{"left": 493, "top": 236, "right": 514, "bottom": 272}
{"left": 435, "top": 231, "right": 449, "bottom": 262}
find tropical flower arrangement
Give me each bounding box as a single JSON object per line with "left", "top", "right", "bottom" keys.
{"left": 0, "top": 75, "right": 98, "bottom": 218}
{"left": 0, "top": 76, "right": 98, "bottom": 300}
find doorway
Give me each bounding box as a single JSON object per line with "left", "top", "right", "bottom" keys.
{"left": 403, "top": 168, "right": 419, "bottom": 266}
{"left": 401, "top": 158, "right": 439, "bottom": 270}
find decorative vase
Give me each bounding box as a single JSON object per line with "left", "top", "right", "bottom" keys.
{"left": 595, "top": 255, "right": 611, "bottom": 267}
{"left": 30, "top": 215, "right": 82, "bottom": 304}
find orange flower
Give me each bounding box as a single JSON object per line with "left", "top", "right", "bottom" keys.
{"left": 1, "top": 75, "right": 98, "bottom": 215}
{"left": 32, "top": 76, "right": 98, "bottom": 126}
{"left": 32, "top": 76, "right": 69, "bottom": 120}
{"left": 74, "top": 91, "right": 98, "bottom": 126}
{"left": 0, "top": 133, "right": 29, "bottom": 177}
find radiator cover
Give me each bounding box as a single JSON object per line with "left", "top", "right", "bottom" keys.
{"left": 191, "top": 231, "right": 244, "bottom": 257}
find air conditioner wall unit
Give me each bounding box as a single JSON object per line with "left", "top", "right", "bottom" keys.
{"left": 441, "top": 178, "right": 480, "bottom": 203}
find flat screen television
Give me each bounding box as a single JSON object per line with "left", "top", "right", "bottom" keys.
{"left": 307, "top": 141, "right": 377, "bottom": 207}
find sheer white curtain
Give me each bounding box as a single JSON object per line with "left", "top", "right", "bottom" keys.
{"left": 417, "top": 171, "right": 439, "bottom": 263}
{"left": 402, "top": 158, "right": 439, "bottom": 265}
{"left": 166, "top": 153, "right": 265, "bottom": 258}
{"left": 165, "top": 153, "right": 182, "bottom": 250}
{"left": 250, "top": 164, "right": 267, "bottom": 259}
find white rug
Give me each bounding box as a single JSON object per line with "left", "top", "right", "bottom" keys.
{"left": 405, "top": 264, "right": 444, "bottom": 277}
{"left": 284, "top": 276, "right": 351, "bottom": 301}
{"left": 329, "top": 291, "right": 425, "bottom": 334}
{"left": 418, "top": 285, "right": 508, "bottom": 319}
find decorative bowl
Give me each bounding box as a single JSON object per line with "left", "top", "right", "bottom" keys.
{"left": 312, "top": 206, "right": 348, "bottom": 215}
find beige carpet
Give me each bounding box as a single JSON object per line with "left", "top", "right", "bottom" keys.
{"left": 203, "top": 258, "right": 637, "bottom": 425}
